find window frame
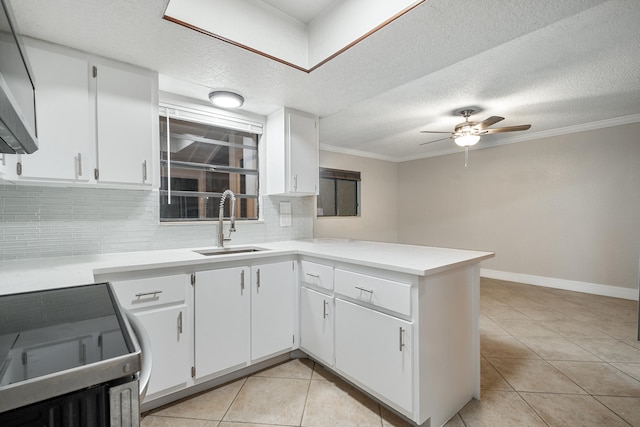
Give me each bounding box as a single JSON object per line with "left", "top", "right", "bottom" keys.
{"left": 317, "top": 167, "right": 361, "bottom": 217}
{"left": 159, "top": 103, "right": 263, "bottom": 222}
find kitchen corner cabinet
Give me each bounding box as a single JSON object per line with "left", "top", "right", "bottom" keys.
{"left": 265, "top": 107, "right": 319, "bottom": 196}
{"left": 251, "top": 261, "right": 296, "bottom": 361}
{"left": 111, "top": 275, "right": 191, "bottom": 401}
{"left": 194, "top": 267, "right": 250, "bottom": 381}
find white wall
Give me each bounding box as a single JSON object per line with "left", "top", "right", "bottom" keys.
{"left": 314, "top": 150, "right": 398, "bottom": 242}
{"left": 397, "top": 122, "right": 640, "bottom": 295}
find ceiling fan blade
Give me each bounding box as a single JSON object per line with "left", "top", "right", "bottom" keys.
{"left": 476, "top": 116, "right": 504, "bottom": 130}
{"left": 419, "top": 130, "right": 451, "bottom": 134}
{"left": 482, "top": 124, "right": 531, "bottom": 134}
{"left": 419, "top": 136, "right": 452, "bottom": 145}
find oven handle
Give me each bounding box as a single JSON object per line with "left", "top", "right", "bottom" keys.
{"left": 125, "top": 311, "right": 152, "bottom": 401}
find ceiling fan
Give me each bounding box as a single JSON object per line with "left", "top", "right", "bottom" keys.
{"left": 419, "top": 109, "right": 531, "bottom": 167}
{"left": 419, "top": 109, "right": 531, "bottom": 148}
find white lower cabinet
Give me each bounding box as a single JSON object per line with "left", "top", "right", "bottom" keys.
{"left": 194, "top": 267, "right": 250, "bottom": 380}
{"left": 299, "top": 286, "right": 334, "bottom": 366}
{"left": 334, "top": 298, "right": 413, "bottom": 413}
{"left": 111, "top": 274, "right": 191, "bottom": 401}
{"left": 136, "top": 305, "right": 189, "bottom": 397}
{"left": 251, "top": 261, "right": 296, "bottom": 362}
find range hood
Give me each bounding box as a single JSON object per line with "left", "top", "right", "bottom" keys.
{"left": 0, "top": 0, "right": 38, "bottom": 154}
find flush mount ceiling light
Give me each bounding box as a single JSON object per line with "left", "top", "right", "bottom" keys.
{"left": 208, "top": 91, "right": 244, "bottom": 109}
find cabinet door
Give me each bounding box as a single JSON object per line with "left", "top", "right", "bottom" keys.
{"left": 94, "top": 63, "right": 155, "bottom": 185}
{"left": 15, "top": 44, "right": 92, "bottom": 182}
{"left": 287, "top": 111, "right": 318, "bottom": 194}
{"left": 195, "top": 267, "right": 250, "bottom": 380}
{"left": 251, "top": 261, "right": 295, "bottom": 361}
{"left": 300, "top": 287, "right": 334, "bottom": 366}
{"left": 335, "top": 299, "right": 413, "bottom": 412}
{"left": 134, "top": 304, "right": 189, "bottom": 399}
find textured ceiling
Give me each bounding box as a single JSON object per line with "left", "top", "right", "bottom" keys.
{"left": 260, "top": 0, "right": 336, "bottom": 24}
{"left": 10, "top": 0, "right": 640, "bottom": 161}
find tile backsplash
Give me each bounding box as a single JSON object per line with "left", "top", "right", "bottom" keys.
{"left": 0, "top": 184, "right": 314, "bottom": 261}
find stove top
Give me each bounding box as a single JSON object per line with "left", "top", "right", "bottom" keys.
{"left": 0, "top": 283, "right": 141, "bottom": 413}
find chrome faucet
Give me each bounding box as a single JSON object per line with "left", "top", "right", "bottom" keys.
{"left": 217, "top": 190, "right": 236, "bottom": 247}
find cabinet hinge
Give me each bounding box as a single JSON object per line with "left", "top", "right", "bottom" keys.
{"left": 190, "top": 273, "right": 196, "bottom": 285}
{"left": 191, "top": 366, "right": 195, "bottom": 378}
{"left": 16, "top": 161, "right": 22, "bottom": 176}
{"left": 94, "top": 168, "right": 99, "bottom": 180}
{"left": 92, "top": 65, "right": 97, "bottom": 78}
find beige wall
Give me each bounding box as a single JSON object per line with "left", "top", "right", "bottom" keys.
{"left": 315, "top": 150, "right": 398, "bottom": 242}
{"left": 397, "top": 122, "right": 640, "bottom": 291}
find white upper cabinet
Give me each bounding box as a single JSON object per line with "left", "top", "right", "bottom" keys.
{"left": 265, "top": 107, "right": 319, "bottom": 195}
{"left": 93, "top": 63, "right": 156, "bottom": 186}
{"left": 0, "top": 38, "right": 157, "bottom": 188}
{"left": 7, "top": 41, "right": 92, "bottom": 182}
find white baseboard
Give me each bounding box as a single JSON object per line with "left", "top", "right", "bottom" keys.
{"left": 481, "top": 269, "right": 639, "bottom": 301}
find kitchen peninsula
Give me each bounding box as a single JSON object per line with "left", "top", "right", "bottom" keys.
{"left": 0, "top": 239, "right": 493, "bottom": 427}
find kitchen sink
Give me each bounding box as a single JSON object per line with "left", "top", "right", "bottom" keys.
{"left": 193, "top": 247, "right": 268, "bottom": 256}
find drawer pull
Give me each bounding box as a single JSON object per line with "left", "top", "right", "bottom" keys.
{"left": 323, "top": 300, "right": 329, "bottom": 319}
{"left": 240, "top": 270, "right": 245, "bottom": 295}
{"left": 399, "top": 327, "right": 405, "bottom": 351}
{"left": 135, "top": 290, "right": 163, "bottom": 298}
{"left": 355, "top": 286, "right": 374, "bottom": 294}
{"left": 256, "top": 268, "right": 261, "bottom": 293}
{"left": 306, "top": 273, "right": 320, "bottom": 278}
{"left": 177, "top": 311, "right": 183, "bottom": 334}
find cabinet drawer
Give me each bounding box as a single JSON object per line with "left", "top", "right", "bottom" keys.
{"left": 111, "top": 275, "right": 188, "bottom": 310}
{"left": 300, "top": 260, "right": 334, "bottom": 290}
{"left": 334, "top": 269, "right": 411, "bottom": 316}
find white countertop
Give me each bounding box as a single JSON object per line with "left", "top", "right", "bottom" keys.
{"left": 0, "top": 239, "right": 494, "bottom": 294}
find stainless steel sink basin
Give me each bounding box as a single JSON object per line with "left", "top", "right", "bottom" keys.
{"left": 194, "top": 247, "right": 268, "bottom": 256}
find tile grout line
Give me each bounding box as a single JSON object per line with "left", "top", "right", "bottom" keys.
{"left": 297, "top": 361, "right": 316, "bottom": 427}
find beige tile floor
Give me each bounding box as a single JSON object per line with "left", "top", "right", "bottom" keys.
{"left": 142, "top": 278, "right": 640, "bottom": 426}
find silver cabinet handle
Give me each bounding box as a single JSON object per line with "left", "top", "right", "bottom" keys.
{"left": 293, "top": 174, "right": 298, "bottom": 191}
{"left": 399, "top": 327, "right": 405, "bottom": 351}
{"left": 240, "top": 270, "right": 245, "bottom": 295}
{"left": 142, "top": 160, "right": 148, "bottom": 182}
{"left": 355, "top": 286, "right": 373, "bottom": 294}
{"left": 77, "top": 153, "right": 82, "bottom": 177}
{"left": 178, "top": 311, "right": 183, "bottom": 334}
{"left": 323, "top": 300, "right": 329, "bottom": 319}
{"left": 135, "top": 290, "right": 163, "bottom": 298}
{"left": 306, "top": 273, "right": 320, "bottom": 278}
{"left": 256, "top": 268, "right": 261, "bottom": 293}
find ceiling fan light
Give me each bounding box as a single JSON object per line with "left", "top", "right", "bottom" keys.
{"left": 208, "top": 91, "right": 244, "bottom": 108}
{"left": 454, "top": 134, "right": 481, "bottom": 147}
